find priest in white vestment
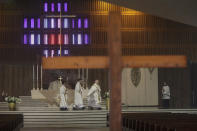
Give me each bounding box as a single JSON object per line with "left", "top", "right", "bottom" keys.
{"left": 73, "top": 79, "right": 85, "bottom": 110}
{"left": 161, "top": 82, "right": 170, "bottom": 108}
{"left": 87, "top": 80, "right": 102, "bottom": 110}
{"left": 59, "top": 81, "right": 68, "bottom": 110}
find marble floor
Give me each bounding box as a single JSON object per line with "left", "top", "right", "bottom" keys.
{"left": 21, "top": 127, "right": 109, "bottom": 131}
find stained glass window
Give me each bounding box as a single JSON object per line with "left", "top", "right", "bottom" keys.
{"left": 44, "top": 3, "right": 48, "bottom": 12}
{"left": 51, "top": 3, "right": 55, "bottom": 12}
{"left": 84, "top": 18, "right": 88, "bottom": 28}
{"left": 64, "top": 18, "right": 68, "bottom": 28}
{"left": 58, "top": 34, "right": 62, "bottom": 45}
{"left": 44, "top": 34, "right": 48, "bottom": 45}
{"left": 44, "top": 18, "right": 48, "bottom": 28}
{"left": 24, "top": 18, "right": 27, "bottom": 28}
{"left": 78, "top": 34, "right": 82, "bottom": 44}
{"left": 64, "top": 34, "right": 69, "bottom": 44}
{"left": 50, "top": 34, "right": 55, "bottom": 45}
{"left": 57, "top": 3, "right": 61, "bottom": 12}
{"left": 44, "top": 50, "right": 48, "bottom": 58}
{"left": 51, "top": 18, "right": 55, "bottom": 28}
{"left": 58, "top": 18, "right": 61, "bottom": 28}
{"left": 72, "top": 34, "right": 75, "bottom": 44}
{"left": 31, "top": 18, "right": 34, "bottom": 28}
{"left": 51, "top": 50, "right": 54, "bottom": 57}
{"left": 37, "top": 34, "right": 40, "bottom": 44}
{"left": 30, "top": 34, "right": 34, "bottom": 45}
{"left": 72, "top": 19, "right": 75, "bottom": 28}
{"left": 78, "top": 19, "right": 81, "bottom": 28}
{"left": 84, "top": 34, "right": 88, "bottom": 44}
{"left": 64, "top": 3, "right": 68, "bottom": 12}
{"left": 37, "top": 18, "right": 40, "bottom": 28}
{"left": 23, "top": 1, "right": 90, "bottom": 55}
{"left": 64, "top": 50, "right": 69, "bottom": 55}
{"left": 24, "top": 34, "right": 27, "bottom": 44}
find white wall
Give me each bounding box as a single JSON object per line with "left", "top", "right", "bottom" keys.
{"left": 121, "top": 68, "right": 158, "bottom": 106}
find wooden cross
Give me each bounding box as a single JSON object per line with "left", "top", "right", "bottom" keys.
{"left": 42, "top": 12, "right": 187, "bottom": 131}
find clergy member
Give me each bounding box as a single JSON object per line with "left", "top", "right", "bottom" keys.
{"left": 161, "top": 82, "right": 170, "bottom": 108}
{"left": 73, "top": 79, "right": 85, "bottom": 110}
{"left": 87, "top": 80, "right": 102, "bottom": 110}
{"left": 59, "top": 81, "right": 68, "bottom": 110}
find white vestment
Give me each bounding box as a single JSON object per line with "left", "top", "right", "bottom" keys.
{"left": 59, "top": 85, "right": 68, "bottom": 108}
{"left": 74, "top": 82, "right": 84, "bottom": 107}
{"left": 88, "top": 83, "right": 101, "bottom": 107}
{"left": 162, "top": 85, "right": 170, "bottom": 99}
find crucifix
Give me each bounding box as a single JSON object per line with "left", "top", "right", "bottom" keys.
{"left": 42, "top": 12, "right": 187, "bottom": 131}
{"left": 58, "top": 76, "right": 63, "bottom": 84}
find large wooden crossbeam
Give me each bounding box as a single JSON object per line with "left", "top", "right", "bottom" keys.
{"left": 42, "top": 55, "right": 187, "bottom": 69}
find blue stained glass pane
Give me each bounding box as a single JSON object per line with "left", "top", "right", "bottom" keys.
{"left": 44, "top": 18, "right": 48, "bottom": 28}
{"left": 37, "top": 34, "right": 40, "bottom": 44}
{"left": 72, "top": 34, "right": 75, "bottom": 44}
{"left": 44, "top": 50, "right": 48, "bottom": 58}
{"left": 64, "top": 50, "right": 69, "bottom": 55}
{"left": 64, "top": 18, "right": 68, "bottom": 28}
{"left": 51, "top": 18, "right": 55, "bottom": 28}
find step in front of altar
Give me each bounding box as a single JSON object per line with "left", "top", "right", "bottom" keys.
{"left": 24, "top": 111, "right": 107, "bottom": 127}
{"left": 0, "top": 110, "right": 108, "bottom": 128}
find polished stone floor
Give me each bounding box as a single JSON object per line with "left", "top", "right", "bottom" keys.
{"left": 21, "top": 127, "right": 109, "bottom": 131}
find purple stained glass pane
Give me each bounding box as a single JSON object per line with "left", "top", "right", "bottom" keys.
{"left": 84, "top": 18, "right": 88, "bottom": 28}
{"left": 84, "top": 34, "right": 88, "bottom": 44}
{"left": 51, "top": 3, "right": 54, "bottom": 12}
{"left": 58, "top": 3, "right": 61, "bottom": 12}
{"left": 72, "top": 19, "right": 75, "bottom": 28}
{"left": 44, "top": 3, "right": 48, "bottom": 12}
{"left": 24, "top": 18, "right": 27, "bottom": 28}
{"left": 64, "top": 3, "right": 67, "bottom": 12}
{"left": 24, "top": 34, "right": 27, "bottom": 44}
{"left": 31, "top": 18, "right": 34, "bottom": 28}
{"left": 37, "top": 18, "right": 40, "bottom": 28}
{"left": 78, "top": 19, "right": 81, "bottom": 28}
